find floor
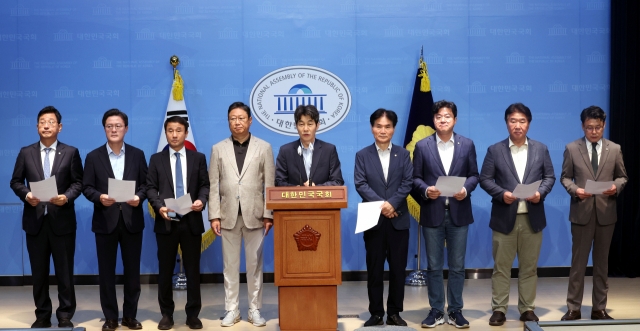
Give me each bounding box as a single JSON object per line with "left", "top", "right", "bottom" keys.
{"left": 0, "top": 277, "right": 639, "bottom": 330}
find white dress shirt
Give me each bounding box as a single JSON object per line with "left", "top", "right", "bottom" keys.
{"left": 585, "top": 137, "right": 602, "bottom": 166}
{"left": 435, "top": 134, "right": 456, "bottom": 204}
{"left": 509, "top": 138, "right": 528, "bottom": 214}
{"left": 169, "top": 147, "right": 188, "bottom": 197}
{"left": 375, "top": 142, "right": 392, "bottom": 181}
{"left": 40, "top": 140, "right": 58, "bottom": 175}
{"left": 106, "top": 143, "right": 125, "bottom": 180}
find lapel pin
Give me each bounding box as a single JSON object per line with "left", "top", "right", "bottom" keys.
{"left": 394, "top": 154, "right": 397, "bottom": 157}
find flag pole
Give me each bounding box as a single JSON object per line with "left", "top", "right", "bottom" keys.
{"left": 169, "top": 55, "right": 188, "bottom": 290}
{"left": 405, "top": 46, "right": 429, "bottom": 286}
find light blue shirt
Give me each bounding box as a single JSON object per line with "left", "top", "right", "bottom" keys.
{"left": 300, "top": 140, "right": 314, "bottom": 180}
{"left": 106, "top": 143, "right": 125, "bottom": 180}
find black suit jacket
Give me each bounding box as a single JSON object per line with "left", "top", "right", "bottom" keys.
{"left": 275, "top": 139, "right": 344, "bottom": 186}
{"left": 82, "top": 143, "right": 148, "bottom": 234}
{"left": 10, "top": 141, "right": 84, "bottom": 236}
{"left": 146, "top": 148, "right": 210, "bottom": 235}
{"left": 354, "top": 144, "right": 413, "bottom": 230}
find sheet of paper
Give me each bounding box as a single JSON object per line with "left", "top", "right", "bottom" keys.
{"left": 164, "top": 194, "right": 193, "bottom": 216}
{"left": 355, "top": 201, "right": 384, "bottom": 234}
{"left": 584, "top": 180, "right": 615, "bottom": 195}
{"left": 30, "top": 175, "right": 58, "bottom": 201}
{"left": 512, "top": 180, "right": 542, "bottom": 199}
{"left": 434, "top": 176, "right": 467, "bottom": 197}
{"left": 108, "top": 178, "right": 136, "bottom": 202}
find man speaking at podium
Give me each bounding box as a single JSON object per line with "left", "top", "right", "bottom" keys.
{"left": 275, "top": 104, "right": 344, "bottom": 187}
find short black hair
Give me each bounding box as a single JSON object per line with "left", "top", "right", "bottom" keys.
{"left": 227, "top": 101, "right": 252, "bottom": 118}
{"left": 580, "top": 105, "right": 606, "bottom": 124}
{"left": 504, "top": 102, "right": 532, "bottom": 123}
{"left": 369, "top": 108, "right": 398, "bottom": 127}
{"left": 164, "top": 116, "right": 189, "bottom": 131}
{"left": 102, "top": 108, "right": 128, "bottom": 127}
{"left": 294, "top": 105, "right": 320, "bottom": 124}
{"left": 432, "top": 100, "right": 458, "bottom": 118}
{"left": 37, "top": 106, "right": 61, "bottom": 124}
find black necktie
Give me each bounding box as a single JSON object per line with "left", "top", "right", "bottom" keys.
{"left": 591, "top": 142, "right": 598, "bottom": 175}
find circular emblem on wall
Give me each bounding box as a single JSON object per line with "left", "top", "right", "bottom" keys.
{"left": 250, "top": 66, "right": 351, "bottom": 136}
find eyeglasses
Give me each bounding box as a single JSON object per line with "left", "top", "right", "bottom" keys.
{"left": 584, "top": 126, "right": 603, "bottom": 132}
{"left": 38, "top": 120, "right": 57, "bottom": 126}
{"left": 435, "top": 115, "right": 453, "bottom": 122}
{"left": 105, "top": 124, "right": 125, "bottom": 130}
{"left": 229, "top": 117, "right": 248, "bottom": 123}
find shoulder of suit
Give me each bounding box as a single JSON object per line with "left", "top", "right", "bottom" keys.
{"left": 603, "top": 138, "right": 621, "bottom": 149}
{"left": 124, "top": 143, "right": 143, "bottom": 154}
{"left": 249, "top": 135, "right": 272, "bottom": 148}
{"left": 417, "top": 135, "right": 434, "bottom": 146}
{"left": 527, "top": 138, "right": 548, "bottom": 150}
{"left": 454, "top": 133, "right": 473, "bottom": 144}
{"left": 186, "top": 148, "right": 206, "bottom": 158}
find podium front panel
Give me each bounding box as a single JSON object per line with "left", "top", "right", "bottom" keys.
{"left": 274, "top": 210, "right": 341, "bottom": 286}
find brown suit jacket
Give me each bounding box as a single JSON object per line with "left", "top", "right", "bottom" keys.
{"left": 560, "top": 137, "right": 628, "bottom": 225}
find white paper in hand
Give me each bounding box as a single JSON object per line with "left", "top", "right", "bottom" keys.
{"left": 512, "top": 180, "right": 542, "bottom": 199}
{"left": 108, "top": 178, "right": 136, "bottom": 202}
{"left": 584, "top": 180, "right": 615, "bottom": 195}
{"left": 355, "top": 201, "right": 384, "bottom": 234}
{"left": 435, "top": 176, "right": 467, "bottom": 197}
{"left": 164, "top": 194, "right": 193, "bottom": 216}
{"left": 30, "top": 175, "right": 58, "bottom": 200}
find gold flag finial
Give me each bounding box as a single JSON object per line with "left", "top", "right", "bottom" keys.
{"left": 418, "top": 47, "right": 431, "bottom": 92}
{"left": 170, "top": 55, "right": 184, "bottom": 101}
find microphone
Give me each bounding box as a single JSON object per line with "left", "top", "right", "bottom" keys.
{"left": 297, "top": 145, "right": 303, "bottom": 186}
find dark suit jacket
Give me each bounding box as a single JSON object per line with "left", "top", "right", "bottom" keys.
{"left": 479, "top": 138, "right": 556, "bottom": 234}
{"left": 275, "top": 139, "right": 344, "bottom": 186}
{"left": 82, "top": 143, "right": 148, "bottom": 234}
{"left": 10, "top": 141, "right": 84, "bottom": 236}
{"left": 412, "top": 133, "right": 479, "bottom": 227}
{"left": 354, "top": 144, "right": 413, "bottom": 230}
{"left": 146, "top": 148, "right": 209, "bottom": 235}
{"left": 560, "top": 138, "right": 628, "bottom": 225}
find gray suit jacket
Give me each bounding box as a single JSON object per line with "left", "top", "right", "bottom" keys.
{"left": 208, "top": 135, "right": 275, "bottom": 230}
{"left": 560, "top": 137, "right": 628, "bottom": 225}
{"left": 479, "top": 138, "right": 556, "bottom": 234}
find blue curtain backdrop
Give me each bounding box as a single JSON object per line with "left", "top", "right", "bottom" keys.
{"left": 0, "top": 0, "right": 610, "bottom": 277}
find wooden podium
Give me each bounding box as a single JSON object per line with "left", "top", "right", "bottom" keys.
{"left": 266, "top": 186, "right": 347, "bottom": 331}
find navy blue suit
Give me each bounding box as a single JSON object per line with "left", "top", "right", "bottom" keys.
{"left": 354, "top": 143, "right": 413, "bottom": 317}
{"left": 479, "top": 138, "right": 555, "bottom": 234}
{"left": 275, "top": 139, "right": 344, "bottom": 186}
{"left": 10, "top": 141, "right": 83, "bottom": 322}
{"left": 412, "top": 133, "right": 479, "bottom": 227}
{"left": 82, "top": 143, "right": 148, "bottom": 320}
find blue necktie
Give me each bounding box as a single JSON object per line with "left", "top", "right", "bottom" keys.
{"left": 175, "top": 152, "right": 184, "bottom": 198}
{"left": 43, "top": 148, "right": 51, "bottom": 215}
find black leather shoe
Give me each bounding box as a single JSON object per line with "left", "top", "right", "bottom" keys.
{"left": 31, "top": 318, "right": 52, "bottom": 328}
{"left": 58, "top": 318, "right": 74, "bottom": 328}
{"left": 591, "top": 310, "right": 613, "bottom": 320}
{"left": 489, "top": 311, "right": 506, "bottom": 326}
{"left": 561, "top": 310, "right": 581, "bottom": 321}
{"left": 102, "top": 319, "right": 119, "bottom": 331}
{"left": 122, "top": 317, "right": 142, "bottom": 329}
{"left": 519, "top": 310, "right": 539, "bottom": 322}
{"left": 158, "top": 315, "right": 174, "bottom": 330}
{"left": 186, "top": 316, "right": 203, "bottom": 329}
{"left": 386, "top": 314, "right": 407, "bottom": 326}
{"left": 363, "top": 315, "right": 383, "bottom": 327}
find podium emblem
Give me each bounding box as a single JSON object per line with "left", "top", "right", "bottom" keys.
{"left": 293, "top": 224, "right": 321, "bottom": 251}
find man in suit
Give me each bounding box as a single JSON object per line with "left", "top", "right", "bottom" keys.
{"left": 275, "top": 104, "right": 344, "bottom": 187}
{"left": 560, "top": 106, "right": 628, "bottom": 321}
{"left": 82, "top": 109, "right": 147, "bottom": 331}
{"left": 209, "top": 101, "right": 275, "bottom": 327}
{"left": 412, "top": 100, "right": 479, "bottom": 329}
{"left": 355, "top": 109, "right": 413, "bottom": 327}
{"left": 479, "top": 103, "right": 555, "bottom": 326}
{"left": 147, "top": 116, "right": 210, "bottom": 330}
{"left": 10, "top": 106, "right": 83, "bottom": 328}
